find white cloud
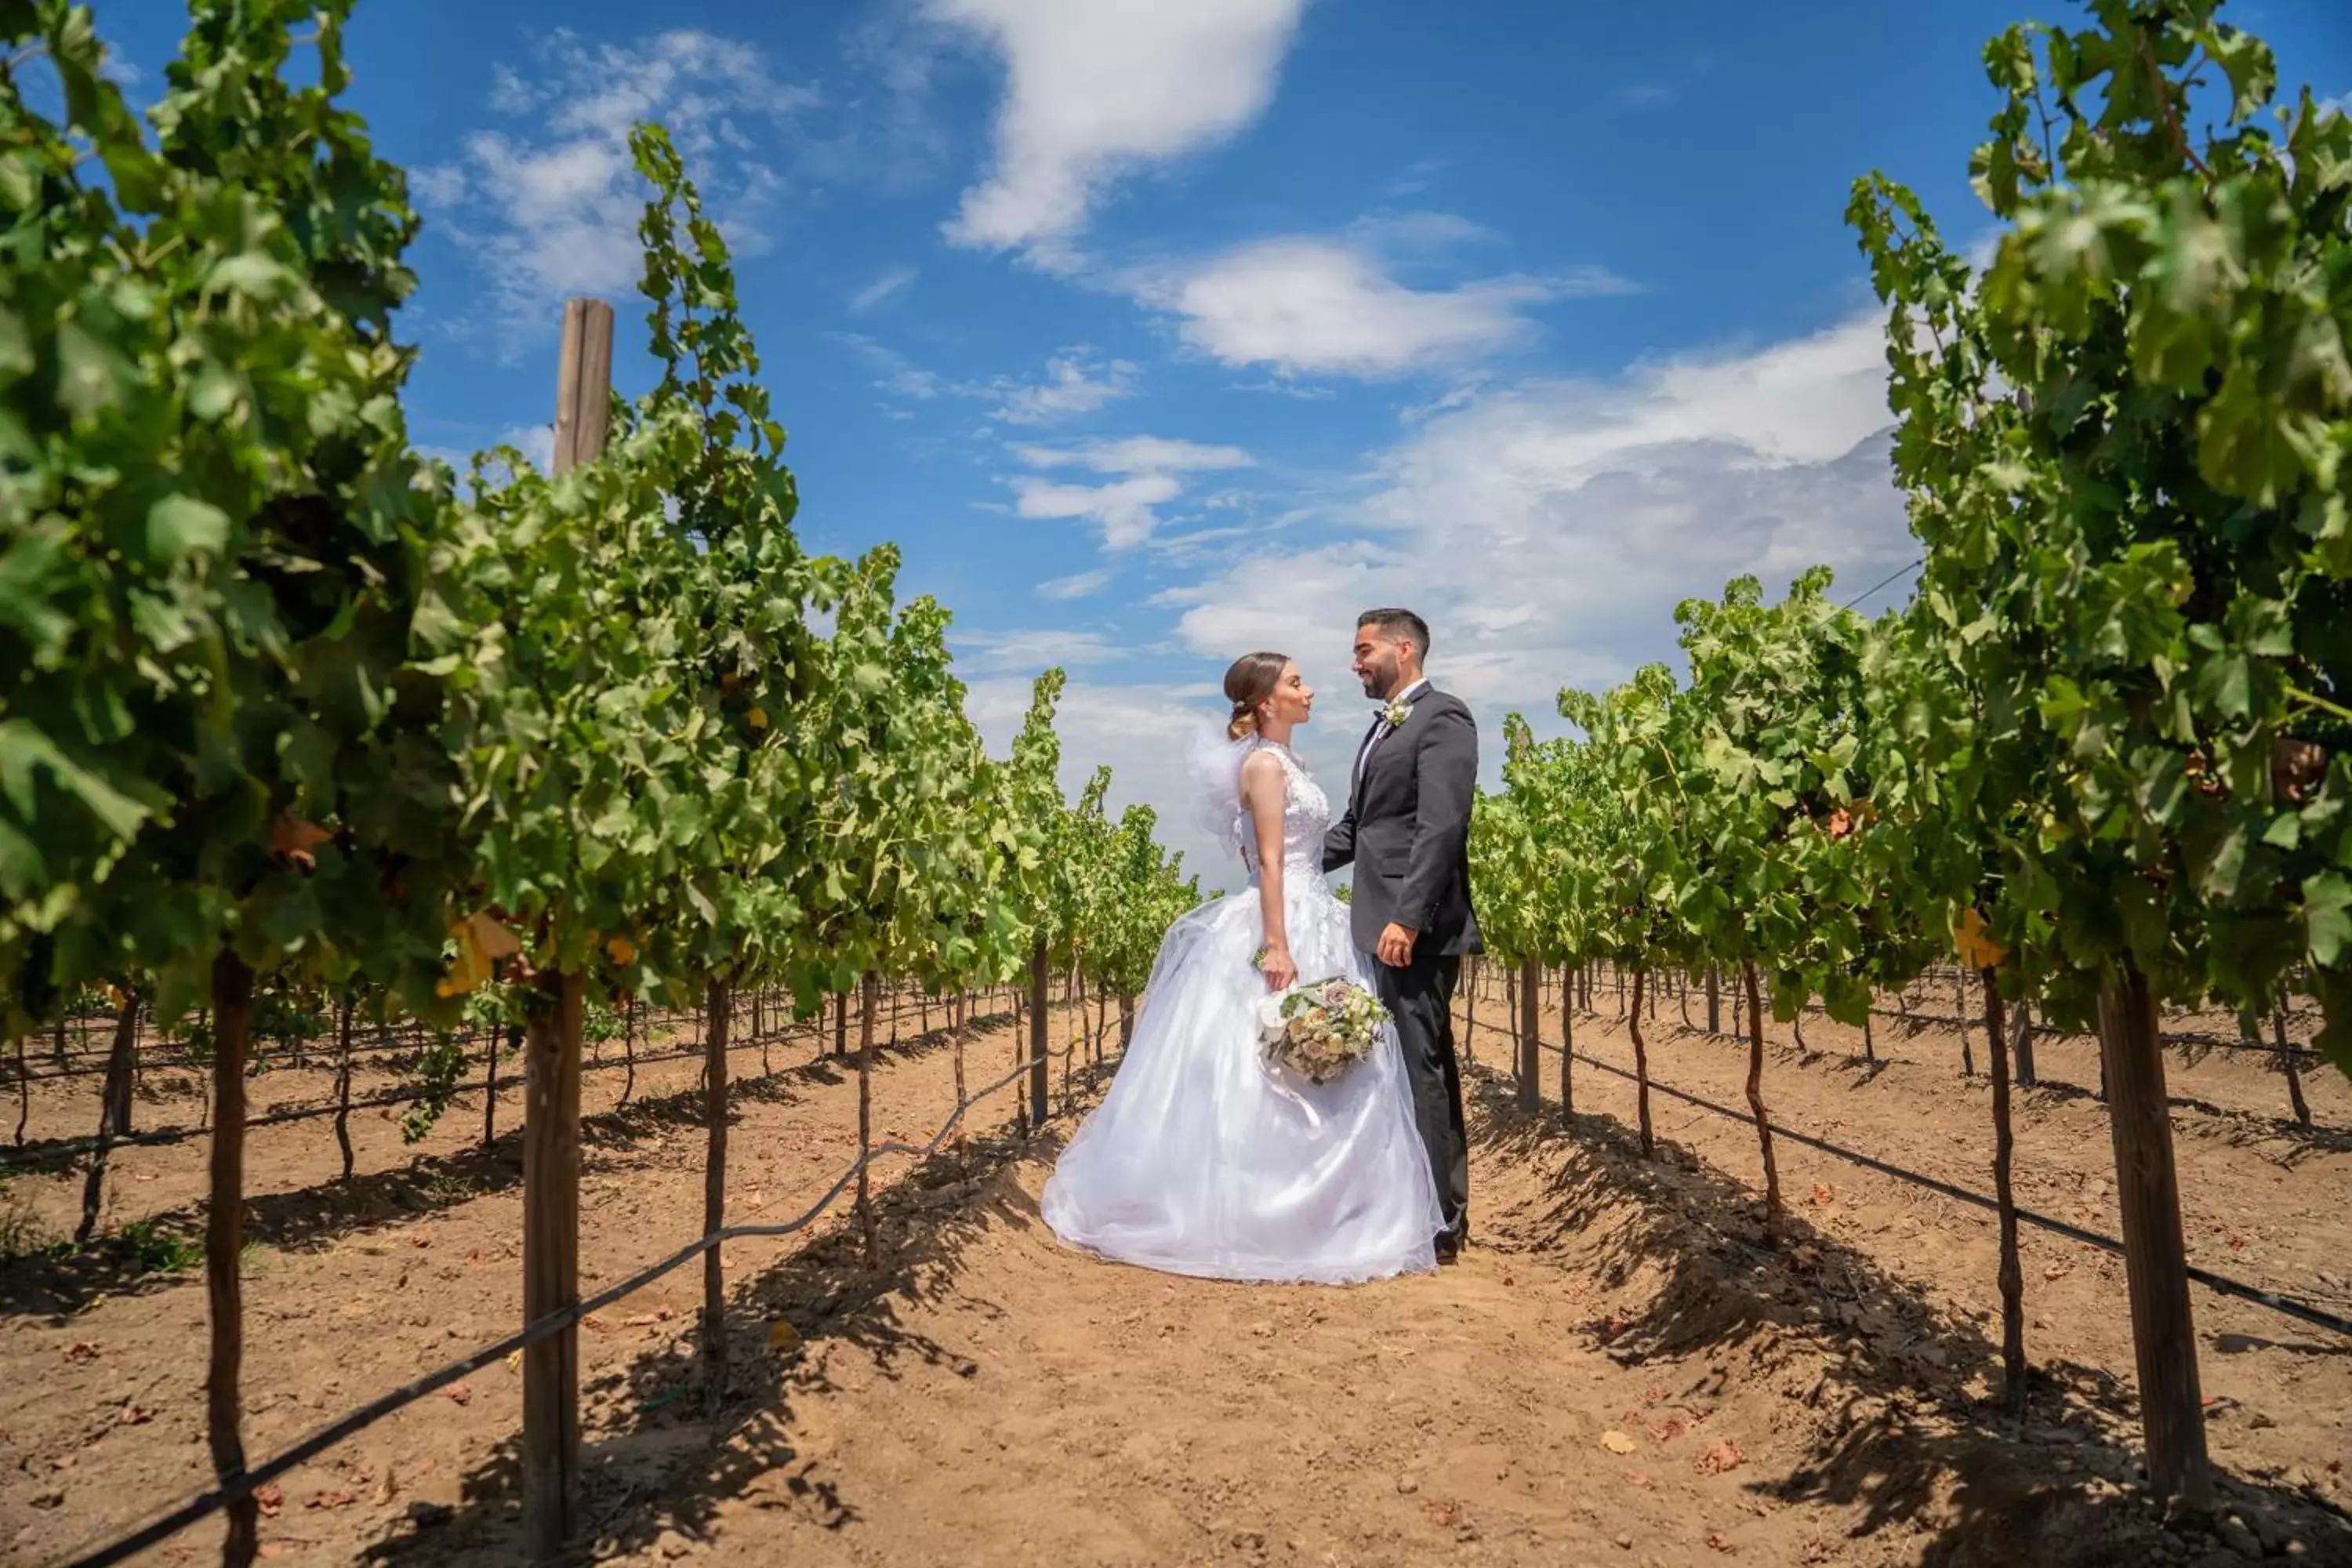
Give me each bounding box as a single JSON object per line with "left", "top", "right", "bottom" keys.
{"left": 1014, "top": 436, "right": 1252, "bottom": 474}
{"left": 962, "top": 674, "right": 1242, "bottom": 881}
{"left": 1008, "top": 473, "right": 1181, "bottom": 549}
{"left": 1616, "top": 54, "right": 1715, "bottom": 112}
{"left": 954, "top": 627, "right": 1126, "bottom": 673}
{"left": 1135, "top": 234, "right": 1632, "bottom": 379}
{"left": 1160, "top": 313, "right": 1913, "bottom": 720}
{"left": 417, "top": 28, "right": 814, "bottom": 356}
{"left": 502, "top": 423, "right": 558, "bottom": 474}
{"left": 829, "top": 336, "right": 1142, "bottom": 423}
{"left": 1382, "top": 157, "right": 1446, "bottom": 200}
{"left": 927, "top": 0, "right": 1312, "bottom": 260}
{"left": 826, "top": 332, "right": 945, "bottom": 402}
{"left": 985, "top": 350, "right": 1140, "bottom": 423}
{"left": 851, "top": 265, "right": 919, "bottom": 314}
{"left": 1037, "top": 568, "right": 1114, "bottom": 600}
{"left": 1001, "top": 433, "right": 1254, "bottom": 549}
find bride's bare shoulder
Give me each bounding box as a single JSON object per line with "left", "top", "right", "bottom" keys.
{"left": 1239, "top": 747, "right": 1288, "bottom": 788}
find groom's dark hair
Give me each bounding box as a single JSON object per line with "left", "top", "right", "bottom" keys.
{"left": 1358, "top": 608, "right": 1430, "bottom": 659}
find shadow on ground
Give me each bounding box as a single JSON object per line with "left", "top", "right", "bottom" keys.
{"left": 350, "top": 1042, "right": 1096, "bottom": 1566}
{"left": 0, "top": 1017, "right": 1003, "bottom": 1325}
{"left": 1464, "top": 1062, "right": 2352, "bottom": 1566}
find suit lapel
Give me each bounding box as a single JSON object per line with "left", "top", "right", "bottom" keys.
{"left": 1359, "top": 688, "right": 1426, "bottom": 799}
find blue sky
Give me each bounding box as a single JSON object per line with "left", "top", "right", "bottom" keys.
{"left": 94, "top": 0, "right": 2352, "bottom": 877}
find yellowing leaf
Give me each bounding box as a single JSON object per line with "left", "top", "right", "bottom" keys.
{"left": 469, "top": 911, "right": 522, "bottom": 960}
{"left": 1601, "top": 1429, "right": 1639, "bottom": 1454}
{"left": 270, "top": 813, "right": 333, "bottom": 869}
{"left": 1955, "top": 907, "right": 2005, "bottom": 970}
{"left": 768, "top": 1319, "right": 800, "bottom": 1352}
{"left": 606, "top": 935, "right": 638, "bottom": 967}
{"left": 747, "top": 706, "right": 769, "bottom": 730}
{"left": 438, "top": 912, "right": 522, "bottom": 998}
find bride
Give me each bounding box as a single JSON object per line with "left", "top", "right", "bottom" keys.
{"left": 1040, "top": 652, "right": 1444, "bottom": 1283}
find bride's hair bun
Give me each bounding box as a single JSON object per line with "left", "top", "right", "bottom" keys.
{"left": 1223, "top": 651, "right": 1289, "bottom": 741}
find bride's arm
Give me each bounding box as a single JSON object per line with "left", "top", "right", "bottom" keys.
{"left": 1240, "top": 751, "right": 1297, "bottom": 991}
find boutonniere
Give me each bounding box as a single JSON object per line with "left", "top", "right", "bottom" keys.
{"left": 1381, "top": 697, "right": 1415, "bottom": 728}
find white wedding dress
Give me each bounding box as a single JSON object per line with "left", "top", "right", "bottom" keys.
{"left": 1040, "top": 738, "right": 1443, "bottom": 1283}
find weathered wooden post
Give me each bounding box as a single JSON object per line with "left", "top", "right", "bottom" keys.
{"left": 2098, "top": 967, "right": 2211, "bottom": 1513}
{"left": 522, "top": 294, "right": 612, "bottom": 1560}
{"left": 1028, "top": 942, "right": 1051, "bottom": 1129}
{"left": 702, "top": 980, "right": 731, "bottom": 1411}
{"left": 1515, "top": 959, "right": 1540, "bottom": 1112}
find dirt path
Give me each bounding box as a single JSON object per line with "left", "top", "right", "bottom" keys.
{"left": 1475, "top": 987, "right": 2352, "bottom": 1497}
{"left": 2, "top": 996, "right": 1084, "bottom": 1566}
{"left": 7, "top": 989, "right": 2351, "bottom": 1566}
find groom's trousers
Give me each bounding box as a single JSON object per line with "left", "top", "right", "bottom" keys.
{"left": 1369, "top": 946, "right": 1468, "bottom": 1247}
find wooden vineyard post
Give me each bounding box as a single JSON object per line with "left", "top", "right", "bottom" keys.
{"left": 77, "top": 991, "right": 140, "bottom": 1243}
{"left": 100, "top": 989, "right": 136, "bottom": 1136}
{"left": 701, "top": 980, "right": 731, "bottom": 1412}
{"left": 521, "top": 971, "right": 585, "bottom": 1558}
{"left": 621, "top": 993, "right": 637, "bottom": 1106}
{"left": 1628, "top": 967, "right": 1653, "bottom": 1156}
{"left": 1515, "top": 959, "right": 1540, "bottom": 1112}
{"left": 13, "top": 1032, "right": 26, "bottom": 1147}
{"left": 333, "top": 995, "right": 356, "bottom": 1185}
{"left": 1957, "top": 967, "right": 1976, "bottom": 1077}
{"left": 521, "top": 293, "right": 610, "bottom": 1561}
{"left": 1027, "top": 942, "right": 1050, "bottom": 1132}
{"left": 1740, "top": 960, "right": 1782, "bottom": 1220}
{"left": 2010, "top": 994, "right": 2036, "bottom": 1087}
{"left": 2097, "top": 966, "right": 2212, "bottom": 1513}
{"left": 1558, "top": 967, "right": 1574, "bottom": 1120}
{"left": 1706, "top": 965, "right": 1721, "bottom": 1035}
{"left": 208, "top": 951, "right": 259, "bottom": 1568}
{"left": 482, "top": 1017, "right": 499, "bottom": 1151}
{"left": 1503, "top": 964, "right": 1518, "bottom": 1075}
{"left": 550, "top": 295, "right": 615, "bottom": 469}
{"left": 1979, "top": 969, "right": 2027, "bottom": 1414}
{"left": 833, "top": 992, "right": 847, "bottom": 1059}
{"left": 2275, "top": 999, "right": 2312, "bottom": 1127}
{"left": 1011, "top": 988, "right": 1026, "bottom": 1138}
{"left": 1462, "top": 957, "right": 1478, "bottom": 1066}
{"left": 856, "top": 971, "right": 880, "bottom": 1266}
{"left": 952, "top": 998, "right": 968, "bottom": 1178}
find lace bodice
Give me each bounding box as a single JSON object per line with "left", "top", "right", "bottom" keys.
{"left": 1233, "top": 741, "right": 1331, "bottom": 887}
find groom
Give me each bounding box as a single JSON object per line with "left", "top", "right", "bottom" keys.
{"left": 1323, "top": 608, "right": 1479, "bottom": 1262}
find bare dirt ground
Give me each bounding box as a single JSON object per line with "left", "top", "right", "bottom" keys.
{"left": 5, "top": 979, "right": 2350, "bottom": 1566}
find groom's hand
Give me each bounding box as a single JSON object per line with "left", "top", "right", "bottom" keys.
{"left": 1376, "top": 922, "right": 1418, "bottom": 967}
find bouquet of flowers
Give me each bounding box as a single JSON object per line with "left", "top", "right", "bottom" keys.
{"left": 1255, "top": 975, "right": 1388, "bottom": 1085}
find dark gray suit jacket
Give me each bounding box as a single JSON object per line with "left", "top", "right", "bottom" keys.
{"left": 1323, "top": 685, "right": 1483, "bottom": 958}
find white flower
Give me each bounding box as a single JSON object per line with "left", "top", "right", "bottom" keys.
{"left": 1382, "top": 698, "right": 1414, "bottom": 728}
{"left": 1257, "top": 993, "right": 1290, "bottom": 1045}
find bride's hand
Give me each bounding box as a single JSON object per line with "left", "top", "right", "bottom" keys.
{"left": 1259, "top": 942, "right": 1298, "bottom": 992}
